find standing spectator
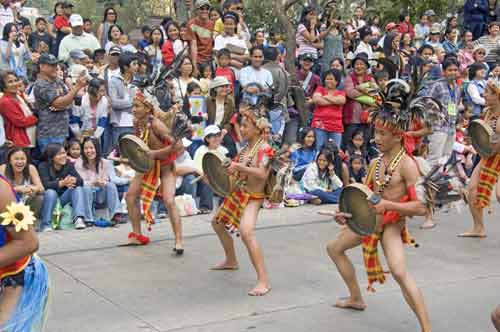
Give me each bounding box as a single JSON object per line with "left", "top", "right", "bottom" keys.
{"left": 99, "top": 45, "right": 120, "bottom": 88}
{"left": 0, "top": 71, "right": 37, "bottom": 148}
{"left": 354, "top": 26, "right": 373, "bottom": 59}
{"left": 252, "top": 30, "right": 265, "bottom": 48}
{"left": 58, "top": 14, "right": 100, "bottom": 63}
{"left": 83, "top": 18, "right": 93, "bottom": 35}
{"left": 0, "top": 22, "right": 30, "bottom": 78}
{"left": 311, "top": 69, "right": 346, "bottom": 150}
{"left": 39, "top": 143, "right": 91, "bottom": 231}
{"left": 104, "top": 24, "right": 123, "bottom": 53}
{"left": 414, "top": 14, "right": 430, "bottom": 49}
{"left": 464, "top": 0, "right": 489, "bottom": 39}
{"left": 213, "top": 0, "right": 250, "bottom": 42}
{"left": 297, "top": 52, "right": 321, "bottom": 108}
{"left": 74, "top": 137, "right": 121, "bottom": 223}
{"left": 425, "top": 58, "right": 461, "bottom": 167}
{"left": 137, "top": 25, "right": 151, "bottom": 51}
{"left": 96, "top": 7, "right": 117, "bottom": 48}
{"left": 0, "top": 0, "right": 15, "bottom": 35}
{"left": 186, "top": 0, "right": 214, "bottom": 70}
{"left": 342, "top": 53, "right": 374, "bottom": 149}
{"left": 33, "top": 53, "right": 88, "bottom": 152}
{"left": 465, "top": 62, "right": 488, "bottom": 116}
{"left": 458, "top": 30, "right": 474, "bottom": 50}
{"left": 162, "top": 21, "right": 185, "bottom": 67}
{"left": 28, "top": 17, "right": 53, "bottom": 53}
{"left": 426, "top": 24, "right": 443, "bottom": 49}
{"left": 347, "top": 6, "right": 366, "bottom": 32}
{"left": 473, "top": 21, "right": 500, "bottom": 69}
{"left": 53, "top": 2, "right": 73, "bottom": 57}
{"left": 397, "top": 10, "right": 415, "bottom": 38}
{"left": 442, "top": 28, "right": 459, "bottom": 55}
{"left": 296, "top": 6, "right": 322, "bottom": 62}
{"left": 213, "top": 12, "right": 249, "bottom": 71}
{"left": 108, "top": 53, "right": 137, "bottom": 149}
{"left": 144, "top": 27, "right": 164, "bottom": 76}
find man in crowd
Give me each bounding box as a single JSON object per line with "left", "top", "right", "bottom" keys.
{"left": 58, "top": 14, "right": 100, "bottom": 64}
{"left": 33, "top": 53, "right": 88, "bottom": 152}
{"left": 28, "top": 17, "right": 53, "bottom": 53}
{"left": 186, "top": 0, "right": 214, "bottom": 71}
{"left": 239, "top": 46, "right": 273, "bottom": 96}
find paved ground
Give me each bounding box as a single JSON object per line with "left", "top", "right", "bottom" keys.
{"left": 39, "top": 203, "right": 500, "bottom": 332}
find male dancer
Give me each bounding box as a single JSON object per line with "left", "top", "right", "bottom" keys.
{"left": 211, "top": 105, "right": 274, "bottom": 296}
{"left": 460, "top": 80, "right": 500, "bottom": 238}
{"left": 125, "top": 91, "right": 185, "bottom": 254}
{"left": 0, "top": 174, "right": 49, "bottom": 331}
{"left": 326, "top": 104, "right": 431, "bottom": 332}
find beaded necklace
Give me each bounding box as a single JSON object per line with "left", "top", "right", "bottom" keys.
{"left": 235, "top": 137, "right": 264, "bottom": 187}
{"left": 374, "top": 147, "right": 406, "bottom": 194}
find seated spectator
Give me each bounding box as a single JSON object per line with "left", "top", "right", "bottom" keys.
{"left": 174, "top": 139, "right": 199, "bottom": 199}
{"left": 137, "top": 25, "right": 151, "bottom": 51}
{"left": 290, "top": 128, "right": 317, "bottom": 181}
{"left": 490, "top": 63, "right": 500, "bottom": 83}
{"left": 70, "top": 78, "right": 109, "bottom": 142}
{"left": 311, "top": 69, "right": 346, "bottom": 150}
{"left": 28, "top": 17, "right": 53, "bottom": 53}
{"left": 118, "top": 34, "right": 137, "bottom": 53}
{"left": 58, "top": 14, "right": 100, "bottom": 63}
{"left": 104, "top": 24, "right": 123, "bottom": 53}
{"left": 214, "top": 48, "right": 236, "bottom": 93}
{"left": 172, "top": 57, "right": 200, "bottom": 106}
{"left": 0, "top": 23, "right": 31, "bottom": 78}
{"left": 473, "top": 21, "right": 500, "bottom": 69}
{"left": 0, "top": 115, "right": 13, "bottom": 164}
{"left": 97, "top": 7, "right": 118, "bottom": 48}
{"left": 74, "top": 137, "right": 121, "bottom": 223}
{"left": 348, "top": 154, "right": 367, "bottom": 184}
{"left": 0, "top": 148, "right": 44, "bottom": 228}
{"left": 0, "top": 71, "right": 37, "bottom": 148}
{"left": 66, "top": 138, "right": 81, "bottom": 164}
{"left": 442, "top": 28, "right": 459, "bottom": 55}
{"left": 193, "top": 125, "right": 229, "bottom": 213}
{"left": 39, "top": 143, "right": 92, "bottom": 231}
{"left": 239, "top": 46, "right": 273, "bottom": 95}
{"left": 161, "top": 21, "right": 185, "bottom": 67}
{"left": 345, "top": 130, "right": 368, "bottom": 162}
{"left": 300, "top": 148, "right": 344, "bottom": 205}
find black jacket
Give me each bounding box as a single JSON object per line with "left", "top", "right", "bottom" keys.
{"left": 38, "top": 161, "right": 83, "bottom": 195}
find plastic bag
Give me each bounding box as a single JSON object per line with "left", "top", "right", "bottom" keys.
{"left": 174, "top": 194, "right": 199, "bottom": 217}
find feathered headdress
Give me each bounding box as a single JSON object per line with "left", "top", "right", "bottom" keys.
{"left": 134, "top": 90, "right": 161, "bottom": 112}
{"left": 240, "top": 104, "right": 271, "bottom": 133}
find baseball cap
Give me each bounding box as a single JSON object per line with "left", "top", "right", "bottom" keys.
{"left": 39, "top": 53, "right": 59, "bottom": 65}
{"left": 108, "top": 45, "right": 122, "bottom": 55}
{"left": 385, "top": 22, "right": 397, "bottom": 31}
{"left": 430, "top": 23, "right": 441, "bottom": 34}
{"left": 69, "top": 49, "right": 88, "bottom": 60}
{"left": 69, "top": 14, "right": 83, "bottom": 27}
{"left": 63, "top": 2, "right": 74, "bottom": 8}
{"left": 195, "top": 0, "right": 210, "bottom": 9}
{"left": 203, "top": 125, "right": 221, "bottom": 139}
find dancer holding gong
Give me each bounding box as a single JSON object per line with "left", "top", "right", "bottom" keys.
{"left": 210, "top": 104, "right": 275, "bottom": 297}
{"left": 324, "top": 97, "right": 431, "bottom": 332}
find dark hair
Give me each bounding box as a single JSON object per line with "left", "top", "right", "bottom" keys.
{"left": 249, "top": 45, "right": 264, "bottom": 56}
{"left": 165, "top": 21, "right": 180, "bottom": 41}
{"left": 53, "top": 2, "right": 64, "bottom": 16}
{"left": 315, "top": 148, "right": 335, "bottom": 182}
{"left": 442, "top": 57, "right": 459, "bottom": 70}
{"left": 2, "top": 23, "right": 17, "bottom": 43}
{"left": 186, "top": 81, "right": 201, "bottom": 94}
{"left": 66, "top": 138, "right": 80, "bottom": 153}
{"left": 149, "top": 26, "right": 164, "bottom": 47}
{"left": 81, "top": 137, "right": 102, "bottom": 172}
{"left": 0, "top": 70, "right": 16, "bottom": 92}
{"left": 141, "top": 25, "right": 152, "bottom": 34}
{"left": 177, "top": 56, "right": 194, "bottom": 76}
{"left": 44, "top": 143, "right": 65, "bottom": 174}
{"left": 299, "top": 5, "right": 316, "bottom": 26}
{"left": 107, "top": 24, "right": 123, "bottom": 42}
{"left": 468, "top": 62, "right": 487, "bottom": 80}
{"left": 298, "top": 127, "right": 315, "bottom": 149}
{"left": 88, "top": 78, "right": 105, "bottom": 97}
{"left": 118, "top": 53, "right": 137, "bottom": 73}
{"left": 321, "top": 69, "right": 342, "bottom": 87}
{"left": 217, "top": 48, "right": 231, "bottom": 59}
{"left": 445, "top": 27, "right": 454, "bottom": 37}
{"left": 399, "top": 10, "right": 408, "bottom": 23}
{"left": 4, "top": 148, "right": 30, "bottom": 183}
{"left": 330, "top": 57, "right": 344, "bottom": 69}
{"left": 222, "top": 11, "right": 239, "bottom": 25}
{"left": 383, "top": 32, "right": 397, "bottom": 56}
{"left": 83, "top": 18, "right": 92, "bottom": 24}
{"left": 198, "top": 62, "right": 212, "bottom": 79}
{"left": 35, "top": 17, "right": 47, "bottom": 25}
{"left": 418, "top": 44, "right": 434, "bottom": 55}
{"left": 210, "top": 7, "right": 223, "bottom": 18}
{"left": 160, "top": 16, "right": 173, "bottom": 27}
{"left": 374, "top": 70, "right": 389, "bottom": 82}
{"left": 103, "top": 7, "right": 118, "bottom": 23}
{"left": 223, "top": 0, "right": 242, "bottom": 10}
{"left": 263, "top": 46, "right": 279, "bottom": 62}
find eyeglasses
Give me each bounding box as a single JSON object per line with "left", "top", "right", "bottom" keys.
{"left": 236, "top": 6, "right": 243, "bottom": 10}
{"left": 199, "top": 6, "right": 210, "bottom": 11}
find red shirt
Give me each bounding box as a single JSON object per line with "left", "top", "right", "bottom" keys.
{"left": 0, "top": 94, "right": 37, "bottom": 147}
{"left": 161, "top": 40, "right": 175, "bottom": 66}
{"left": 54, "top": 15, "right": 70, "bottom": 30}
{"left": 186, "top": 17, "right": 214, "bottom": 64}
{"left": 311, "top": 87, "right": 345, "bottom": 133}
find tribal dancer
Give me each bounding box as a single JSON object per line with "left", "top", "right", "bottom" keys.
{"left": 211, "top": 105, "right": 275, "bottom": 296}
{"left": 326, "top": 98, "right": 431, "bottom": 332}
{"left": 0, "top": 174, "right": 49, "bottom": 331}
{"left": 125, "top": 91, "right": 185, "bottom": 254}
{"left": 459, "top": 80, "right": 500, "bottom": 238}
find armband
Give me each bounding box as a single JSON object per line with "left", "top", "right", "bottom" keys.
{"left": 0, "top": 202, "right": 35, "bottom": 232}
{"left": 407, "top": 185, "right": 417, "bottom": 201}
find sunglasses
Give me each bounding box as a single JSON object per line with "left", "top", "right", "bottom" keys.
{"left": 236, "top": 6, "right": 243, "bottom": 10}
{"left": 199, "top": 6, "right": 210, "bottom": 10}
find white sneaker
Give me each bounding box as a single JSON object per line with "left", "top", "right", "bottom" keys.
{"left": 74, "top": 217, "right": 86, "bottom": 230}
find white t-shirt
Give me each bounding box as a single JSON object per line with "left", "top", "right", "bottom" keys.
{"left": 214, "top": 34, "right": 248, "bottom": 53}
{"left": 193, "top": 145, "right": 229, "bottom": 174}
{"left": 0, "top": 6, "right": 14, "bottom": 34}
{"left": 215, "top": 99, "right": 225, "bottom": 126}
{"left": 175, "top": 151, "right": 196, "bottom": 189}
{"left": 239, "top": 66, "right": 273, "bottom": 89}
{"left": 0, "top": 114, "right": 5, "bottom": 146}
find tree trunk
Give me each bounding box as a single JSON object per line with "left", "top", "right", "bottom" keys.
{"left": 174, "top": 0, "right": 189, "bottom": 22}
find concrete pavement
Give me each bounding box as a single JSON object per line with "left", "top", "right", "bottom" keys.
{"left": 39, "top": 204, "right": 500, "bottom": 332}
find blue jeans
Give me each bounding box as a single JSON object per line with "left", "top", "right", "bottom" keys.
{"left": 176, "top": 174, "right": 196, "bottom": 197}
{"left": 38, "top": 136, "right": 66, "bottom": 154}
{"left": 111, "top": 126, "right": 134, "bottom": 152}
{"left": 314, "top": 129, "right": 342, "bottom": 151}
{"left": 197, "top": 180, "right": 214, "bottom": 210}
{"left": 308, "top": 188, "right": 342, "bottom": 204}
{"left": 85, "top": 182, "right": 120, "bottom": 220}
{"left": 41, "top": 187, "right": 91, "bottom": 229}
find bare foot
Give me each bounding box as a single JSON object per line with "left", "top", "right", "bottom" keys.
{"left": 210, "top": 260, "right": 239, "bottom": 270}
{"left": 334, "top": 297, "right": 366, "bottom": 311}
{"left": 458, "top": 230, "right": 487, "bottom": 238}
{"left": 248, "top": 282, "right": 271, "bottom": 296}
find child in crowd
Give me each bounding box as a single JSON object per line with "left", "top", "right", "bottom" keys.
{"left": 182, "top": 82, "right": 206, "bottom": 155}
{"left": 66, "top": 139, "right": 81, "bottom": 164}
{"left": 345, "top": 130, "right": 367, "bottom": 162}
{"left": 290, "top": 128, "right": 317, "bottom": 181}
{"left": 373, "top": 70, "right": 389, "bottom": 91}
{"left": 454, "top": 114, "right": 476, "bottom": 182}
{"left": 162, "top": 21, "right": 185, "bottom": 67}
{"left": 489, "top": 63, "right": 500, "bottom": 83}
{"left": 119, "top": 34, "right": 137, "bottom": 53}
{"left": 349, "top": 154, "right": 367, "bottom": 183}
{"left": 198, "top": 62, "right": 212, "bottom": 96}
{"left": 215, "top": 48, "right": 236, "bottom": 94}
{"left": 138, "top": 25, "right": 151, "bottom": 51}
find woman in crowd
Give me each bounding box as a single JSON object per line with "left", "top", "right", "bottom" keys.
{"left": 144, "top": 27, "right": 164, "bottom": 76}
{"left": 296, "top": 6, "right": 322, "bottom": 63}
{"left": 97, "top": 7, "right": 118, "bottom": 48}
{"left": 397, "top": 10, "right": 415, "bottom": 38}
{"left": 75, "top": 137, "right": 121, "bottom": 223}
{"left": 104, "top": 24, "right": 124, "bottom": 53}
{"left": 0, "top": 148, "right": 44, "bottom": 229}
{"left": 458, "top": 38, "right": 476, "bottom": 76}
{"left": 214, "top": 12, "right": 249, "bottom": 70}
{"left": 466, "top": 62, "right": 488, "bottom": 117}
{"left": 290, "top": 128, "right": 317, "bottom": 181}
{"left": 301, "top": 148, "right": 344, "bottom": 205}
{"left": 329, "top": 57, "right": 345, "bottom": 89}
{"left": 252, "top": 30, "right": 266, "bottom": 48}
{"left": 70, "top": 78, "right": 109, "bottom": 143}
{"left": 0, "top": 71, "right": 37, "bottom": 149}
{"left": 311, "top": 69, "right": 346, "bottom": 150}
{"left": 39, "top": 143, "right": 92, "bottom": 231}
{"left": 162, "top": 21, "right": 185, "bottom": 67}
{"left": 474, "top": 21, "right": 500, "bottom": 69}
{"left": 173, "top": 57, "right": 200, "bottom": 106}
{"left": 0, "top": 23, "right": 31, "bottom": 78}
{"left": 442, "top": 28, "right": 459, "bottom": 55}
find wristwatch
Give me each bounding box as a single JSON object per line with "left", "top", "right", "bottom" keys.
{"left": 367, "top": 193, "right": 382, "bottom": 205}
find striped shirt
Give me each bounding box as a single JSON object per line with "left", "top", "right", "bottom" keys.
{"left": 474, "top": 35, "right": 500, "bottom": 63}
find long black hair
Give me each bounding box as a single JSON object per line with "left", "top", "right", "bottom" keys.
{"left": 43, "top": 143, "right": 65, "bottom": 177}
{"left": 315, "top": 148, "right": 335, "bottom": 183}
{"left": 81, "top": 137, "right": 103, "bottom": 173}
{"left": 0, "top": 70, "right": 16, "bottom": 92}
{"left": 299, "top": 6, "right": 317, "bottom": 27}
{"left": 103, "top": 7, "right": 118, "bottom": 24}
{"left": 107, "top": 24, "right": 123, "bottom": 43}
{"left": 4, "top": 148, "right": 31, "bottom": 183}
{"left": 323, "top": 142, "right": 344, "bottom": 179}
{"left": 149, "top": 26, "right": 164, "bottom": 47}
{"left": 53, "top": 2, "right": 64, "bottom": 16}
{"left": 298, "top": 127, "right": 315, "bottom": 150}
{"left": 2, "top": 23, "right": 19, "bottom": 47}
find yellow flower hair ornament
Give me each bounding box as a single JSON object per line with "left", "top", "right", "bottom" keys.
{"left": 0, "top": 202, "right": 35, "bottom": 232}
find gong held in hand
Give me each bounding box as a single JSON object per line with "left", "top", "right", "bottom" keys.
{"left": 119, "top": 135, "right": 154, "bottom": 173}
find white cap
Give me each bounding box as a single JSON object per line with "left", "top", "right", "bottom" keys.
{"left": 69, "top": 14, "right": 83, "bottom": 27}
{"left": 203, "top": 125, "right": 221, "bottom": 139}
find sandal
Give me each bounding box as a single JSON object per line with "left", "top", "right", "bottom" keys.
{"left": 127, "top": 232, "right": 150, "bottom": 245}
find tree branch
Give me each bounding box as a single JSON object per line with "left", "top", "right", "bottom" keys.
{"left": 284, "top": 0, "right": 303, "bottom": 11}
